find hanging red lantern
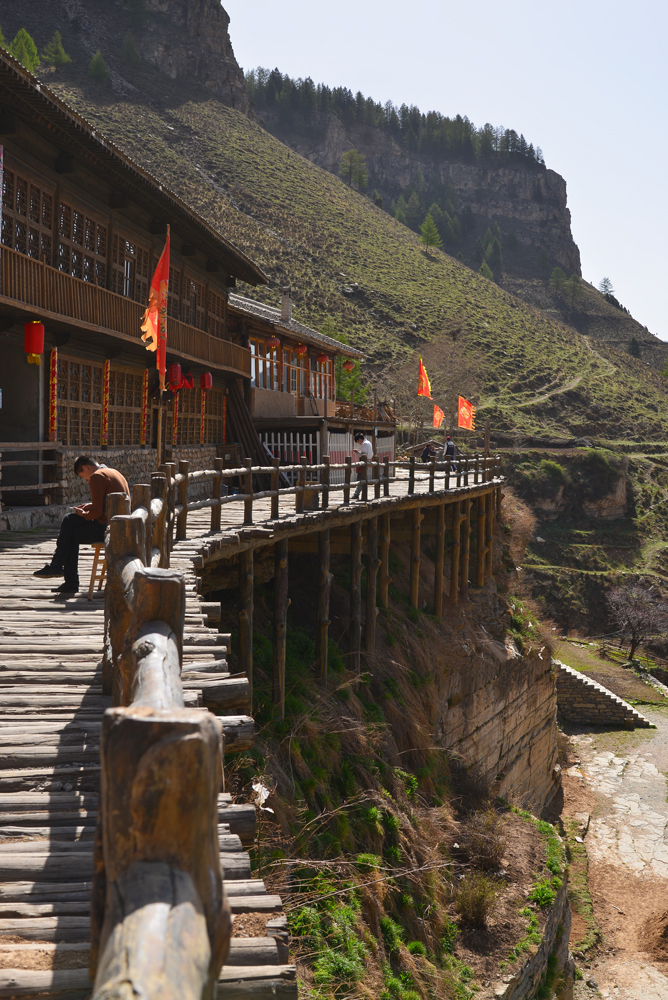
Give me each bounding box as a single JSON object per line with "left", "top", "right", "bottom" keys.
{"left": 342, "top": 359, "right": 355, "bottom": 372}
{"left": 294, "top": 344, "right": 307, "bottom": 356}
{"left": 266, "top": 335, "right": 281, "bottom": 349}
{"left": 316, "top": 353, "right": 330, "bottom": 364}
{"left": 168, "top": 362, "right": 182, "bottom": 388}
{"left": 24, "top": 321, "right": 44, "bottom": 365}
{"left": 200, "top": 372, "right": 213, "bottom": 391}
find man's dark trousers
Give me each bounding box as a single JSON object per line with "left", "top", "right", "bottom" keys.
{"left": 53, "top": 513, "right": 105, "bottom": 588}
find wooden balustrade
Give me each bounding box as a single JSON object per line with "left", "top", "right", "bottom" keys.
{"left": 94, "top": 497, "right": 231, "bottom": 999}
{"left": 0, "top": 245, "right": 250, "bottom": 376}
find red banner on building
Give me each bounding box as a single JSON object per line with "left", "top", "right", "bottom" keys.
{"left": 417, "top": 357, "right": 432, "bottom": 399}
{"left": 433, "top": 404, "right": 445, "bottom": 428}
{"left": 141, "top": 229, "right": 170, "bottom": 391}
{"left": 172, "top": 393, "right": 179, "bottom": 447}
{"left": 102, "top": 360, "right": 110, "bottom": 446}
{"left": 141, "top": 369, "right": 149, "bottom": 446}
{"left": 457, "top": 396, "right": 475, "bottom": 431}
{"left": 48, "top": 347, "right": 58, "bottom": 441}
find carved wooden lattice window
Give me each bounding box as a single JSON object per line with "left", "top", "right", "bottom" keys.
{"left": 58, "top": 201, "right": 107, "bottom": 284}
{"left": 111, "top": 234, "right": 149, "bottom": 302}
{"left": 183, "top": 273, "right": 206, "bottom": 330}
{"left": 205, "top": 387, "right": 225, "bottom": 444}
{"left": 178, "top": 386, "right": 199, "bottom": 445}
{"left": 208, "top": 288, "right": 226, "bottom": 338}
{"left": 168, "top": 264, "right": 181, "bottom": 320}
{"left": 1, "top": 167, "right": 53, "bottom": 262}
{"left": 56, "top": 356, "right": 103, "bottom": 447}
{"left": 107, "top": 367, "right": 144, "bottom": 446}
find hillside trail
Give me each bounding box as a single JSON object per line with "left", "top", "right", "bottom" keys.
{"left": 564, "top": 705, "right": 668, "bottom": 999}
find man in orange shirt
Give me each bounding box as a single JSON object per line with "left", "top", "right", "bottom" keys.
{"left": 34, "top": 456, "right": 129, "bottom": 595}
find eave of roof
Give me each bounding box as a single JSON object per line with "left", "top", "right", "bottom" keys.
{"left": 228, "top": 294, "right": 364, "bottom": 359}
{"left": 0, "top": 49, "right": 267, "bottom": 287}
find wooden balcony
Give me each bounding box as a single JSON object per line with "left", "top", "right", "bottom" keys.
{"left": 0, "top": 245, "right": 250, "bottom": 377}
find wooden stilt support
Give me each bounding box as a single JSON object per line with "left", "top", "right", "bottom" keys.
{"left": 176, "top": 460, "right": 189, "bottom": 541}
{"left": 379, "top": 511, "right": 390, "bottom": 608}
{"left": 486, "top": 489, "right": 494, "bottom": 578}
{"left": 434, "top": 503, "right": 445, "bottom": 617}
{"left": 273, "top": 540, "right": 288, "bottom": 718}
{"left": 270, "top": 458, "right": 280, "bottom": 520}
{"left": 476, "top": 493, "right": 486, "bottom": 588}
{"left": 410, "top": 506, "right": 422, "bottom": 609}
{"left": 365, "top": 517, "right": 379, "bottom": 655}
{"left": 461, "top": 498, "right": 472, "bottom": 602}
{"left": 211, "top": 457, "right": 223, "bottom": 532}
{"left": 350, "top": 520, "right": 362, "bottom": 674}
{"left": 315, "top": 529, "right": 331, "bottom": 682}
{"left": 450, "top": 501, "right": 461, "bottom": 606}
{"left": 238, "top": 549, "right": 253, "bottom": 711}
{"left": 496, "top": 483, "right": 502, "bottom": 519}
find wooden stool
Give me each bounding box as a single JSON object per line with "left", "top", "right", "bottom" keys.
{"left": 88, "top": 543, "right": 107, "bottom": 601}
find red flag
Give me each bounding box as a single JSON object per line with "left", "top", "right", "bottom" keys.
{"left": 433, "top": 404, "right": 445, "bottom": 428}
{"left": 457, "top": 395, "right": 476, "bottom": 431}
{"left": 417, "top": 357, "right": 432, "bottom": 399}
{"left": 141, "top": 230, "right": 170, "bottom": 390}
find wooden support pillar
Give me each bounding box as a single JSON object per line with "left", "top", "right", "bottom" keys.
{"left": 344, "top": 456, "right": 352, "bottom": 505}
{"left": 496, "top": 483, "right": 502, "bottom": 519}
{"left": 429, "top": 459, "right": 435, "bottom": 493}
{"left": 434, "top": 503, "right": 445, "bottom": 617}
{"left": 350, "top": 520, "right": 362, "bottom": 674}
{"left": 315, "top": 529, "right": 332, "bottom": 682}
{"left": 365, "top": 517, "right": 379, "bottom": 655}
{"left": 270, "top": 458, "right": 280, "bottom": 520}
{"left": 322, "top": 455, "right": 330, "bottom": 509}
{"left": 273, "top": 540, "right": 288, "bottom": 718}
{"left": 361, "top": 455, "right": 368, "bottom": 503}
{"left": 176, "top": 460, "right": 189, "bottom": 541}
{"left": 243, "top": 458, "right": 253, "bottom": 525}
{"left": 238, "top": 549, "right": 253, "bottom": 710}
{"left": 408, "top": 455, "right": 415, "bottom": 495}
{"left": 379, "top": 511, "right": 391, "bottom": 608}
{"left": 211, "top": 458, "right": 223, "bottom": 532}
{"left": 476, "top": 493, "right": 486, "bottom": 588}
{"left": 486, "top": 490, "right": 494, "bottom": 578}
{"left": 410, "top": 506, "right": 422, "bottom": 609}
{"left": 450, "top": 501, "right": 461, "bottom": 607}
{"left": 461, "top": 498, "right": 472, "bottom": 602}
{"left": 296, "top": 456, "right": 306, "bottom": 514}
{"left": 383, "top": 457, "right": 390, "bottom": 497}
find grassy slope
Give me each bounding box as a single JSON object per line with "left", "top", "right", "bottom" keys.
{"left": 41, "top": 69, "right": 668, "bottom": 443}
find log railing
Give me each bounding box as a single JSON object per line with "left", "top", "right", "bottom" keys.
{"left": 0, "top": 245, "right": 251, "bottom": 376}
{"left": 93, "top": 491, "right": 231, "bottom": 999}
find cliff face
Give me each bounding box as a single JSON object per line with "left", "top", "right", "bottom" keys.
{"left": 260, "top": 110, "right": 581, "bottom": 275}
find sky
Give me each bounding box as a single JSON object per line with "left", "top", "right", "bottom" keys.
{"left": 224, "top": 0, "right": 668, "bottom": 340}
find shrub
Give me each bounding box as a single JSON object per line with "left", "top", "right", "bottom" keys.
{"left": 42, "top": 31, "right": 72, "bottom": 67}
{"left": 441, "top": 915, "right": 458, "bottom": 953}
{"left": 538, "top": 459, "right": 566, "bottom": 486}
{"left": 88, "top": 50, "right": 110, "bottom": 80}
{"left": 464, "top": 808, "right": 507, "bottom": 870}
{"left": 406, "top": 940, "right": 426, "bottom": 956}
{"left": 455, "top": 871, "right": 498, "bottom": 926}
{"left": 527, "top": 877, "right": 558, "bottom": 908}
{"left": 380, "top": 915, "right": 404, "bottom": 952}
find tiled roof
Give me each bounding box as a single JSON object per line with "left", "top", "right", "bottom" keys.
{"left": 228, "top": 294, "right": 364, "bottom": 359}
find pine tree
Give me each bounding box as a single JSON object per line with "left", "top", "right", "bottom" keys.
{"left": 550, "top": 267, "right": 567, "bottom": 294}
{"left": 565, "top": 273, "right": 582, "bottom": 306}
{"left": 420, "top": 213, "right": 443, "bottom": 252}
{"left": 42, "top": 31, "right": 72, "bottom": 67}
{"left": 338, "top": 149, "right": 367, "bottom": 191}
{"left": 10, "top": 29, "right": 40, "bottom": 73}
{"left": 89, "top": 50, "right": 110, "bottom": 81}
{"left": 479, "top": 261, "right": 493, "bottom": 280}
{"left": 474, "top": 237, "right": 485, "bottom": 262}
{"left": 405, "top": 192, "right": 423, "bottom": 231}
{"left": 627, "top": 336, "right": 641, "bottom": 358}
{"left": 486, "top": 239, "right": 503, "bottom": 274}
{"left": 121, "top": 31, "right": 139, "bottom": 64}
{"left": 482, "top": 227, "right": 494, "bottom": 250}
{"left": 599, "top": 277, "right": 614, "bottom": 295}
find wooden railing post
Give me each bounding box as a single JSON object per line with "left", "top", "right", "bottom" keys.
{"left": 271, "top": 458, "right": 280, "bottom": 520}
{"left": 429, "top": 459, "right": 436, "bottom": 493}
{"left": 461, "top": 498, "right": 472, "bottom": 602}
{"left": 365, "top": 517, "right": 380, "bottom": 656}
{"left": 238, "top": 548, "right": 254, "bottom": 709}
{"left": 410, "top": 507, "right": 422, "bottom": 609}
{"left": 151, "top": 473, "right": 169, "bottom": 568}
{"left": 322, "top": 455, "right": 330, "bottom": 509}
{"left": 132, "top": 484, "right": 152, "bottom": 567}
{"left": 464, "top": 457, "right": 470, "bottom": 487}
{"left": 474, "top": 454, "right": 480, "bottom": 485}
{"left": 361, "top": 455, "right": 368, "bottom": 503}
{"left": 176, "top": 460, "right": 189, "bottom": 541}
{"left": 211, "top": 457, "right": 223, "bottom": 532}
{"left": 450, "top": 502, "right": 461, "bottom": 606}
{"left": 160, "top": 462, "right": 176, "bottom": 553}
{"left": 383, "top": 457, "right": 390, "bottom": 497}
{"left": 296, "top": 456, "right": 306, "bottom": 514}
{"left": 434, "top": 502, "right": 445, "bottom": 617}
{"left": 102, "top": 493, "right": 132, "bottom": 697}
{"left": 344, "top": 456, "right": 352, "bottom": 505}
{"left": 243, "top": 458, "right": 253, "bottom": 525}
{"left": 315, "top": 528, "right": 332, "bottom": 683}
{"left": 477, "top": 494, "right": 486, "bottom": 588}
{"left": 273, "top": 540, "right": 288, "bottom": 719}
{"left": 408, "top": 455, "right": 415, "bottom": 495}
{"left": 379, "top": 511, "right": 391, "bottom": 608}
{"left": 445, "top": 457, "right": 451, "bottom": 490}
{"left": 350, "top": 520, "right": 362, "bottom": 674}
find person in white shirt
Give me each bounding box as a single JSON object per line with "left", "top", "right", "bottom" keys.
{"left": 352, "top": 432, "right": 374, "bottom": 500}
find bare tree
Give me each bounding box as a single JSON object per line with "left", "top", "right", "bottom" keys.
{"left": 606, "top": 584, "right": 668, "bottom": 661}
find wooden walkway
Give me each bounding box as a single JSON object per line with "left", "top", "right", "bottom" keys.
{"left": 0, "top": 529, "right": 296, "bottom": 999}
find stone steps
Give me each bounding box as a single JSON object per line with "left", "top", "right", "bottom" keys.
{"left": 555, "top": 660, "right": 654, "bottom": 729}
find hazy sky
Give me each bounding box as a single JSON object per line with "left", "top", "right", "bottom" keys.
{"left": 224, "top": 0, "right": 668, "bottom": 340}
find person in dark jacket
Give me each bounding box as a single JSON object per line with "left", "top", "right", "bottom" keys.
{"left": 420, "top": 443, "right": 436, "bottom": 463}
{"left": 443, "top": 435, "right": 457, "bottom": 472}
{"left": 33, "top": 456, "right": 129, "bottom": 594}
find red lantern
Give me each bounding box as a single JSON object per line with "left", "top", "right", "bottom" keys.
{"left": 168, "top": 362, "right": 182, "bottom": 388}
{"left": 266, "top": 336, "right": 281, "bottom": 349}
{"left": 24, "top": 321, "right": 44, "bottom": 365}
{"left": 182, "top": 372, "right": 195, "bottom": 389}
{"left": 200, "top": 372, "right": 213, "bottom": 391}
{"left": 294, "top": 344, "right": 307, "bottom": 356}
{"left": 342, "top": 359, "right": 355, "bottom": 372}
{"left": 316, "top": 353, "right": 329, "bottom": 364}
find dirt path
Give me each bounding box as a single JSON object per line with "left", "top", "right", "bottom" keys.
{"left": 564, "top": 705, "right": 668, "bottom": 998}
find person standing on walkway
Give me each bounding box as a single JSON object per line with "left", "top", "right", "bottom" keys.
{"left": 352, "top": 431, "right": 374, "bottom": 500}
{"left": 33, "top": 457, "right": 129, "bottom": 594}
{"left": 443, "top": 435, "right": 457, "bottom": 474}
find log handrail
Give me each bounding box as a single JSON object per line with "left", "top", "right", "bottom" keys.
{"left": 94, "top": 494, "right": 230, "bottom": 999}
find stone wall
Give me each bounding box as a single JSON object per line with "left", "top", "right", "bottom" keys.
{"left": 555, "top": 660, "right": 653, "bottom": 729}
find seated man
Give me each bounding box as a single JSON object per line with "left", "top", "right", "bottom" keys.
{"left": 33, "top": 456, "right": 130, "bottom": 594}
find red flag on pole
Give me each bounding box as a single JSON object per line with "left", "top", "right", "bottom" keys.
{"left": 433, "top": 403, "right": 445, "bottom": 428}
{"left": 457, "top": 395, "right": 476, "bottom": 431}
{"left": 141, "top": 228, "right": 170, "bottom": 390}
{"left": 417, "top": 357, "right": 432, "bottom": 399}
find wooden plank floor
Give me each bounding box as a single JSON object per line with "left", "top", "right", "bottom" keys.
{"left": 0, "top": 528, "right": 296, "bottom": 999}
